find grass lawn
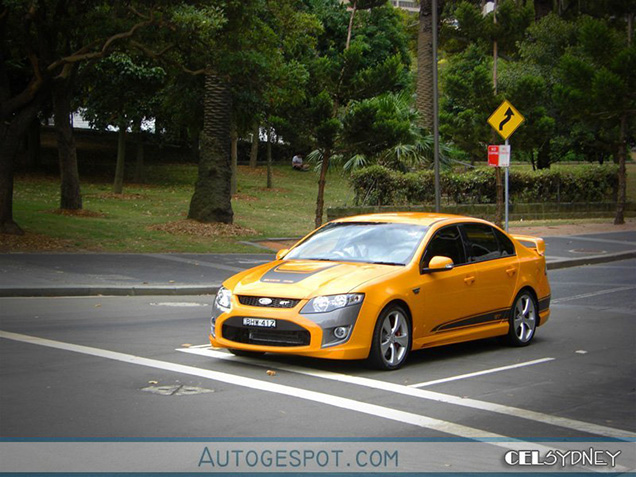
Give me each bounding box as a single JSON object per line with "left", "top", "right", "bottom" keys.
{"left": 9, "top": 164, "right": 354, "bottom": 253}
{"left": 6, "top": 161, "right": 634, "bottom": 253}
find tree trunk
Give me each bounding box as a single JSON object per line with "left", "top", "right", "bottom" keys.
{"left": 492, "top": 0, "right": 498, "bottom": 94}
{"left": 315, "top": 149, "right": 331, "bottom": 229}
{"left": 231, "top": 125, "right": 238, "bottom": 195}
{"left": 188, "top": 72, "right": 233, "bottom": 224}
{"left": 0, "top": 126, "right": 23, "bottom": 235}
{"left": 113, "top": 127, "right": 127, "bottom": 194}
{"left": 0, "top": 89, "right": 48, "bottom": 234}
{"left": 530, "top": 150, "right": 536, "bottom": 171}
{"left": 25, "top": 118, "right": 41, "bottom": 170}
{"left": 614, "top": 113, "right": 627, "bottom": 225}
{"left": 52, "top": 78, "right": 82, "bottom": 210}
{"left": 266, "top": 127, "right": 273, "bottom": 189}
{"left": 537, "top": 140, "right": 550, "bottom": 169}
{"left": 249, "top": 122, "right": 259, "bottom": 168}
{"left": 494, "top": 166, "right": 503, "bottom": 227}
{"left": 191, "top": 129, "right": 200, "bottom": 163}
{"left": 346, "top": 0, "right": 358, "bottom": 50}
{"left": 416, "top": 0, "right": 433, "bottom": 130}
{"left": 134, "top": 125, "right": 145, "bottom": 184}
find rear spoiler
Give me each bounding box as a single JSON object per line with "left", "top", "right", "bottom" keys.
{"left": 511, "top": 234, "right": 546, "bottom": 256}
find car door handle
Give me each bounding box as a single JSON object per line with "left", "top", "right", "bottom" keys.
{"left": 464, "top": 276, "right": 475, "bottom": 285}
{"left": 506, "top": 267, "right": 517, "bottom": 277}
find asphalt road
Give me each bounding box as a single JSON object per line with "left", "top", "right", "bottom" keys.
{"left": 0, "top": 231, "right": 635, "bottom": 296}
{"left": 1, "top": 260, "right": 634, "bottom": 472}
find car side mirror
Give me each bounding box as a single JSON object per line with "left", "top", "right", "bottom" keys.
{"left": 422, "top": 255, "right": 454, "bottom": 273}
{"left": 276, "top": 248, "right": 289, "bottom": 260}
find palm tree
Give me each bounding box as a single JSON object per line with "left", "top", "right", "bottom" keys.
{"left": 188, "top": 73, "right": 234, "bottom": 224}
{"left": 416, "top": 0, "right": 434, "bottom": 130}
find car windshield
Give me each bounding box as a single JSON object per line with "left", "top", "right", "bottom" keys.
{"left": 284, "top": 222, "right": 429, "bottom": 266}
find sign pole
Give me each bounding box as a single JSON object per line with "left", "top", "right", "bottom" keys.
{"left": 488, "top": 99, "right": 523, "bottom": 233}
{"left": 504, "top": 138, "right": 509, "bottom": 232}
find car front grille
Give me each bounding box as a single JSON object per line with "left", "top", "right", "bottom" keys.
{"left": 222, "top": 316, "right": 310, "bottom": 347}
{"left": 237, "top": 296, "right": 300, "bottom": 309}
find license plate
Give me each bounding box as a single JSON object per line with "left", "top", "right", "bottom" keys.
{"left": 243, "top": 318, "right": 276, "bottom": 328}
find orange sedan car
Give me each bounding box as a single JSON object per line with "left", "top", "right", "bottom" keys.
{"left": 210, "top": 213, "right": 551, "bottom": 370}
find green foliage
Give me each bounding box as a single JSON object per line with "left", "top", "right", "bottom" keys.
{"left": 339, "top": 91, "right": 436, "bottom": 171}
{"left": 341, "top": 92, "right": 417, "bottom": 158}
{"left": 499, "top": 66, "right": 555, "bottom": 162}
{"left": 439, "top": 45, "right": 496, "bottom": 162}
{"left": 441, "top": 0, "right": 533, "bottom": 57}
{"left": 350, "top": 165, "right": 619, "bottom": 206}
{"left": 552, "top": 15, "right": 635, "bottom": 163}
{"left": 515, "top": 12, "right": 635, "bottom": 166}
{"left": 518, "top": 13, "right": 577, "bottom": 78}
{"left": 301, "top": 0, "right": 412, "bottom": 152}
{"left": 80, "top": 54, "right": 166, "bottom": 130}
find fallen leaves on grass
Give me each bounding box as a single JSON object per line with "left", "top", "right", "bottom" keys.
{"left": 232, "top": 193, "right": 259, "bottom": 202}
{"left": 149, "top": 219, "right": 257, "bottom": 237}
{"left": 238, "top": 165, "right": 286, "bottom": 178}
{"left": 256, "top": 187, "right": 290, "bottom": 193}
{"left": 0, "top": 232, "right": 78, "bottom": 252}
{"left": 93, "top": 192, "right": 146, "bottom": 200}
{"left": 45, "top": 208, "right": 107, "bottom": 218}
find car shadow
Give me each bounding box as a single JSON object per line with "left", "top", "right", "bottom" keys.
{"left": 220, "top": 335, "right": 547, "bottom": 376}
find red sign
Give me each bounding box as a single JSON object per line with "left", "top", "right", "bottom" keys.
{"left": 488, "top": 145, "right": 511, "bottom": 167}
{"left": 488, "top": 145, "right": 500, "bottom": 166}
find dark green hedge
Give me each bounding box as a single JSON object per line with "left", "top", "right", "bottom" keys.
{"left": 350, "top": 165, "right": 618, "bottom": 206}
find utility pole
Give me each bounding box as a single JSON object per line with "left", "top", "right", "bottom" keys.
{"left": 432, "top": 0, "right": 441, "bottom": 212}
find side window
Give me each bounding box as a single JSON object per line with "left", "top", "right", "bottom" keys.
{"left": 421, "top": 226, "right": 466, "bottom": 269}
{"left": 494, "top": 228, "right": 516, "bottom": 257}
{"left": 462, "top": 223, "right": 502, "bottom": 263}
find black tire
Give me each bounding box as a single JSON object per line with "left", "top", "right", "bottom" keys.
{"left": 229, "top": 349, "right": 266, "bottom": 357}
{"left": 506, "top": 290, "right": 538, "bottom": 347}
{"left": 367, "top": 304, "right": 412, "bottom": 370}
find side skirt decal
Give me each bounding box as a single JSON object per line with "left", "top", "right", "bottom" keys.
{"left": 432, "top": 308, "right": 510, "bottom": 333}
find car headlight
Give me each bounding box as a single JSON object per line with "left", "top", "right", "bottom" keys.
{"left": 214, "top": 286, "right": 233, "bottom": 312}
{"left": 302, "top": 293, "right": 364, "bottom": 314}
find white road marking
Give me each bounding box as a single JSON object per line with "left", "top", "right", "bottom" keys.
{"left": 552, "top": 286, "right": 636, "bottom": 304}
{"left": 177, "top": 346, "right": 636, "bottom": 440}
{"left": 0, "top": 330, "right": 539, "bottom": 444}
{"left": 408, "top": 358, "right": 555, "bottom": 388}
{"left": 568, "top": 248, "right": 607, "bottom": 254}
{"left": 149, "top": 302, "right": 208, "bottom": 307}
{"left": 1, "top": 331, "right": 633, "bottom": 473}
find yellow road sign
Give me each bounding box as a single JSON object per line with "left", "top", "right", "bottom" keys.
{"left": 488, "top": 100, "right": 524, "bottom": 140}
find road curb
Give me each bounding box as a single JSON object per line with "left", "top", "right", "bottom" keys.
{"left": 0, "top": 286, "right": 219, "bottom": 298}
{"left": 547, "top": 250, "right": 636, "bottom": 270}
{"left": 1, "top": 251, "right": 634, "bottom": 298}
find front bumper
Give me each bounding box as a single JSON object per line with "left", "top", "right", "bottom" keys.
{"left": 209, "top": 297, "right": 370, "bottom": 360}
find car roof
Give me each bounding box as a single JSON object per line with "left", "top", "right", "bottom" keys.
{"left": 332, "top": 212, "right": 481, "bottom": 227}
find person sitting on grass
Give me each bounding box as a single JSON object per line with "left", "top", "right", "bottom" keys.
{"left": 292, "top": 154, "right": 309, "bottom": 171}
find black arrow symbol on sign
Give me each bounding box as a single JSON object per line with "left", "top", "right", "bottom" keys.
{"left": 499, "top": 108, "right": 514, "bottom": 130}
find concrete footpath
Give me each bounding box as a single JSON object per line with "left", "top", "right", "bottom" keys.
{"left": 0, "top": 231, "right": 634, "bottom": 298}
